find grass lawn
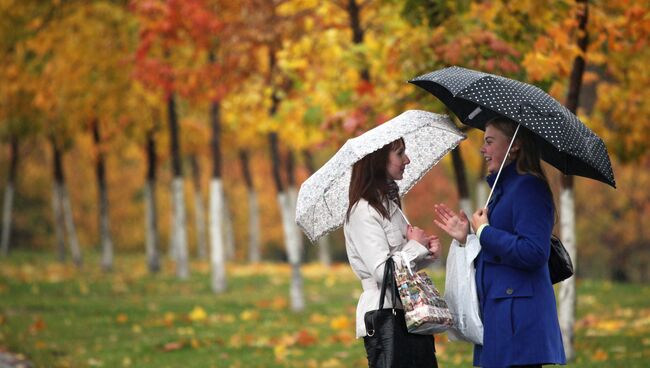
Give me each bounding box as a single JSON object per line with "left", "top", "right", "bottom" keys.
{"left": 1, "top": 251, "right": 649, "bottom": 367}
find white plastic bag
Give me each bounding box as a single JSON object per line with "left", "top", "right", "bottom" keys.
{"left": 444, "top": 234, "right": 483, "bottom": 345}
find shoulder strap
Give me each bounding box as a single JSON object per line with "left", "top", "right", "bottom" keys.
{"left": 377, "top": 257, "right": 398, "bottom": 310}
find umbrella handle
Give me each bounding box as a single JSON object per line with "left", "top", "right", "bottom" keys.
{"left": 484, "top": 124, "right": 521, "bottom": 208}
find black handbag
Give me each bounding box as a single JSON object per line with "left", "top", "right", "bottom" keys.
{"left": 363, "top": 257, "right": 437, "bottom": 368}
{"left": 549, "top": 235, "right": 574, "bottom": 284}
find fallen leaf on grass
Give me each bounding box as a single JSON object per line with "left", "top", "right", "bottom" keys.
{"left": 295, "top": 329, "right": 318, "bottom": 347}
{"left": 116, "top": 313, "right": 128, "bottom": 324}
{"left": 162, "top": 341, "right": 184, "bottom": 352}
{"left": 330, "top": 315, "right": 352, "bottom": 330}
{"left": 592, "top": 349, "right": 608, "bottom": 361}
{"left": 29, "top": 317, "right": 46, "bottom": 333}
{"left": 188, "top": 306, "right": 207, "bottom": 322}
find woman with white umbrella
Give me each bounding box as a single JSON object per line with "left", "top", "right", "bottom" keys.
{"left": 345, "top": 137, "right": 441, "bottom": 367}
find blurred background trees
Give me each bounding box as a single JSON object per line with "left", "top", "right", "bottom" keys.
{"left": 1, "top": 0, "right": 648, "bottom": 284}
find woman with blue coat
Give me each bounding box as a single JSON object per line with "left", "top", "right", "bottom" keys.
{"left": 435, "top": 118, "right": 566, "bottom": 367}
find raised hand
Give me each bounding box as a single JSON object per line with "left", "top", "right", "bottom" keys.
{"left": 433, "top": 203, "right": 470, "bottom": 244}
{"left": 472, "top": 208, "right": 489, "bottom": 232}
{"left": 406, "top": 225, "right": 429, "bottom": 246}
{"left": 427, "top": 234, "right": 441, "bottom": 260}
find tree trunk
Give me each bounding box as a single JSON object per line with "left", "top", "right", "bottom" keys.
{"left": 144, "top": 128, "right": 160, "bottom": 273}
{"left": 347, "top": 0, "right": 370, "bottom": 82}
{"left": 239, "top": 150, "right": 261, "bottom": 263}
{"left": 52, "top": 182, "right": 66, "bottom": 262}
{"left": 1, "top": 137, "right": 18, "bottom": 256}
{"left": 270, "top": 132, "right": 305, "bottom": 311}
{"left": 559, "top": 0, "right": 588, "bottom": 360}
{"left": 190, "top": 155, "right": 208, "bottom": 260}
{"left": 303, "top": 149, "right": 331, "bottom": 266}
{"left": 208, "top": 97, "right": 226, "bottom": 293}
{"left": 92, "top": 120, "right": 114, "bottom": 272}
{"left": 167, "top": 92, "right": 189, "bottom": 279}
{"left": 223, "top": 194, "right": 235, "bottom": 260}
{"left": 476, "top": 160, "right": 488, "bottom": 212}
{"left": 451, "top": 147, "right": 472, "bottom": 215}
{"left": 268, "top": 45, "right": 304, "bottom": 311}
{"left": 285, "top": 150, "right": 303, "bottom": 259}
{"left": 61, "top": 186, "right": 82, "bottom": 267}
{"left": 52, "top": 141, "right": 82, "bottom": 267}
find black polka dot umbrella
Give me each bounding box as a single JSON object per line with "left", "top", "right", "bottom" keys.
{"left": 410, "top": 66, "right": 616, "bottom": 188}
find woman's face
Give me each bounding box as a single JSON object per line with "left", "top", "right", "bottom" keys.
{"left": 386, "top": 141, "right": 410, "bottom": 180}
{"left": 481, "top": 124, "right": 514, "bottom": 174}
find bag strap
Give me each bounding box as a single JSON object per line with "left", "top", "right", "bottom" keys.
{"left": 377, "top": 257, "right": 398, "bottom": 310}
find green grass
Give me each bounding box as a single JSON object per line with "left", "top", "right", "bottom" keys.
{"left": 1, "top": 251, "right": 649, "bottom": 367}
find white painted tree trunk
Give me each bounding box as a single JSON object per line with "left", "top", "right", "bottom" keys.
{"left": 278, "top": 191, "right": 304, "bottom": 311}
{"left": 61, "top": 186, "right": 82, "bottom": 266}
{"left": 209, "top": 179, "right": 226, "bottom": 293}
{"left": 459, "top": 198, "right": 473, "bottom": 220}
{"left": 223, "top": 194, "right": 235, "bottom": 260}
{"left": 52, "top": 184, "right": 66, "bottom": 261}
{"left": 247, "top": 189, "right": 261, "bottom": 263}
{"left": 193, "top": 186, "right": 208, "bottom": 260}
{"left": 317, "top": 235, "right": 332, "bottom": 267}
{"left": 172, "top": 177, "right": 189, "bottom": 279}
{"left": 144, "top": 180, "right": 160, "bottom": 273}
{"left": 559, "top": 187, "right": 577, "bottom": 360}
{"left": 0, "top": 183, "right": 14, "bottom": 256}
{"left": 99, "top": 186, "right": 113, "bottom": 272}
{"left": 476, "top": 181, "right": 488, "bottom": 211}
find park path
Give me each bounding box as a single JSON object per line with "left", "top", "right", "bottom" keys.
{"left": 0, "top": 350, "right": 32, "bottom": 368}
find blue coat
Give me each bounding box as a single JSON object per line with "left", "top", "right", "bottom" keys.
{"left": 474, "top": 163, "right": 566, "bottom": 367}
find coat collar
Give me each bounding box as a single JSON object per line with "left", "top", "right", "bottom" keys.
{"left": 486, "top": 161, "right": 518, "bottom": 189}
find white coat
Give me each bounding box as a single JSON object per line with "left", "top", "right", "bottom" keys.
{"left": 344, "top": 198, "right": 435, "bottom": 337}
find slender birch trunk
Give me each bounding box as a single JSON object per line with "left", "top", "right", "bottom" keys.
{"left": 476, "top": 160, "right": 488, "bottom": 210}
{"left": 239, "top": 150, "right": 261, "bottom": 263}
{"left": 52, "top": 141, "right": 82, "bottom": 267}
{"left": 303, "top": 149, "right": 332, "bottom": 266}
{"left": 451, "top": 147, "right": 472, "bottom": 216}
{"left": 144, "top": 128, "right": 160, "bottom": 273}
{"left": 52, "top": 182, "right": 66, "bottom": 262}
{"left": 267, "top": 44, "right": 304, "bottom": 310}
{"left": 167, "top": 92, "right": 189, "bottom": 279}
{"left": 559, "top": 185, "right": 577, "bottom": 358}
{"left": 559, "top": 1, "right": 589, "bottom": 360}
{"left": 92, "top": 120, "right": 113, "bottom": 272}
{"left": 191, "top": 156, "right": 208, "bottom": 260}
{"left": 208, "top": 93, "right": 226, "bottom": 293}
{"left": 270, "top": 132, "right": 304, "bottom": 311}
{"left": 285, "top": 151, "right": 303, "bottom": 261}
{"left": 61, "top": 186, "right": 82, "bottom": 267}
{"left": 1, "top": 137, "right": 18, "bottom": 256}
{"left": 223, "top": 194, "right": 235, "bottom": 260}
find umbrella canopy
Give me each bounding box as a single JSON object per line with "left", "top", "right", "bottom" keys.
{"left": 409, "top": 66, "right": 616, "bottom": 188}
{"left": 296, "top": 110, "right": 465, "bottom": 243}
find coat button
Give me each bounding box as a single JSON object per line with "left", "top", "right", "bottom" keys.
{"left": 506, "top": 288, "right": 514, "bottom": 295}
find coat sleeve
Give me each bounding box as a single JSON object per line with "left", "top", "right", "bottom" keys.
{"left": 346, "top": 203, "right": 393, "bottom": 283}
{"left": 479, "top": 176, "right": 553, "bottom": 270}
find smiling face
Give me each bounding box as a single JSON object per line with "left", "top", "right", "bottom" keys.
{"left": 386, "top": 140, "right": 410, "bottom": 180}
{"left": 481, "top": 123, "right": 519, "bottom": 174}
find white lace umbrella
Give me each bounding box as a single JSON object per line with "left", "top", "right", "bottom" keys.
{"left": 296, "top": 110, "right": 466, "bottom": 242}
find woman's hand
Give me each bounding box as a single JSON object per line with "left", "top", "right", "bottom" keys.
{"left": 406, "top": 225, "right": 429, "bottom": 246}
{"left": 427, "top": 234, "right": 441, "bottom": 260}
{"left": 471, "top": 208, "right": 489, "bottom": 231}
{"left": 433, "top": 203, "right": 469, "bottom": 244}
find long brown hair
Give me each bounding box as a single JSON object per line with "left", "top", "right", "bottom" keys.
{"left": 487, "top": 118, "right": 556, "bottom": 220}
{"left": 346, "top": 138, "right": 404, "bottom": 221}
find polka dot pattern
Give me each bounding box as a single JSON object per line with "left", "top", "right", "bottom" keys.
{"left": 410, "top": 66, "right": 616, "bottom": 188}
